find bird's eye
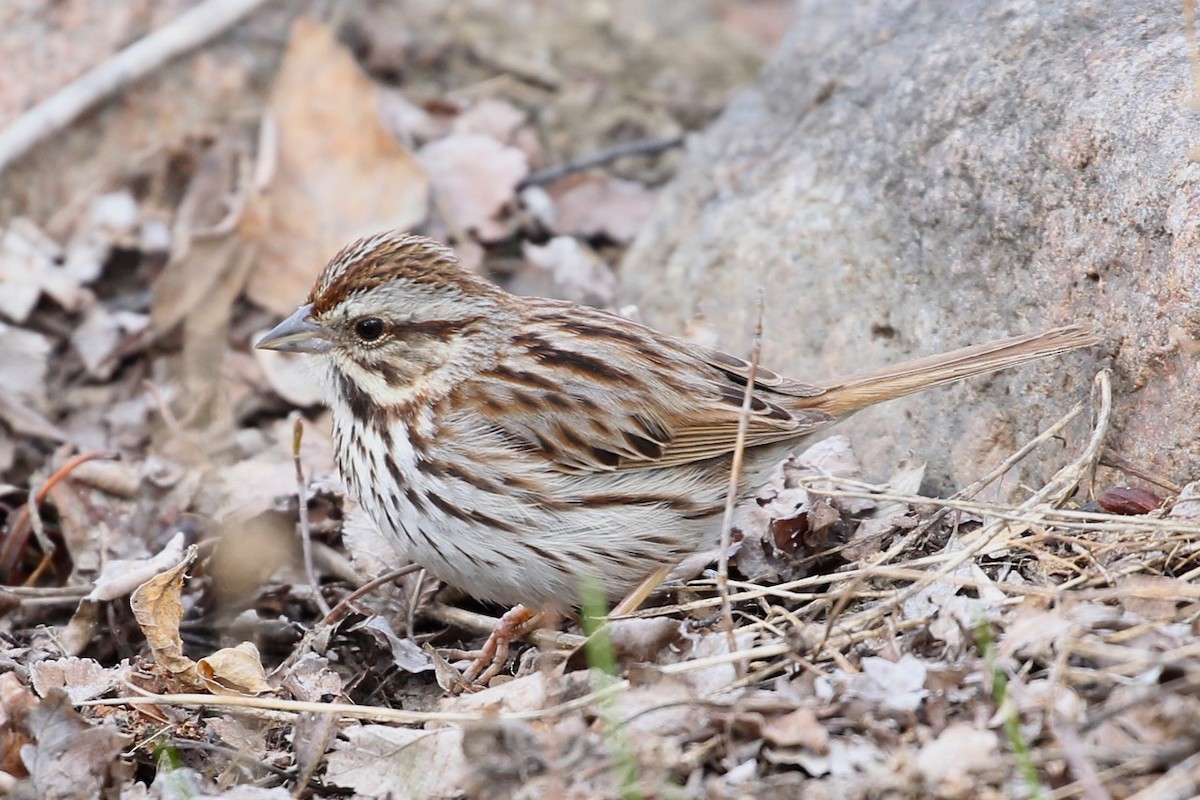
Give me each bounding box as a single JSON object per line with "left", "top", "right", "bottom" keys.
{"left": 354, "top": 317, "right": 386, "bottom": 342}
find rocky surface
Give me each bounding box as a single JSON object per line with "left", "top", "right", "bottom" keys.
{"left": 620, "top": 0, "right": 1199, "bottom": 490}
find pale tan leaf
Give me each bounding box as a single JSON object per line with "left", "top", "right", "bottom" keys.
{"left": 29, "top": 658, "right": 126, "bottom": 703}
{"left": 246, "top": 18, "right": 429, "bottom": 316}
{"left": 129, "top": 544, "right": 203, "bottom": 691}
{"left": 197, "top": 642, "right": 273, "bottom": 696}
{"left": 762, "top": 708, "right": 829, "bottom": 752}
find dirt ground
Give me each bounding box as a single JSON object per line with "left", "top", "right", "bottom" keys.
{"left": 2, "top": 2, "right": 1199, "bottom": 798}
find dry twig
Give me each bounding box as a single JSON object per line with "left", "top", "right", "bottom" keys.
{"left": 0, "top": 0, "right": 276, "bottom": 172}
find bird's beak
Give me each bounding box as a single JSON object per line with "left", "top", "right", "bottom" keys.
{"left": 255, "top": 304, "right": 331, "bottom": 353}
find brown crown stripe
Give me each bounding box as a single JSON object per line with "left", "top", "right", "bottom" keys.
{"left": 309, "top": 237, "right": 492, "bottom": 314}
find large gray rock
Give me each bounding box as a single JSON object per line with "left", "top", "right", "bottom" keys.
{"left": 620, "top": 0, "right": 1199, "bottom": 490}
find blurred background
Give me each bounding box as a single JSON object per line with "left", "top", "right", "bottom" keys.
{"left": 0, "top": 0, "right": 794, "bottom": 556}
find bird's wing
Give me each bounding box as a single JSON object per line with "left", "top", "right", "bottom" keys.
{"left": 449, "top": 307, "right": 833, "bottom": 474}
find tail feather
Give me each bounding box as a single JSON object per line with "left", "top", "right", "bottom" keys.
{"left": 797, "top": 324, "right": 1101, "bottom": 417}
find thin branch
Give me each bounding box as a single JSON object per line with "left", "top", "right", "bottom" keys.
{"left": 717, "top": 291, "right": 765, "bottom": 675}
{"left": 292, "top": 415, "right": 331, "bottom": 617}
{"left": 0, "top": 0, "right": 276, "bottom": 173}
{"left": 519, "top": 135, "right": 684, "bottom": 188}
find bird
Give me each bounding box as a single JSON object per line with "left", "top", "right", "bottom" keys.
{"left": 256, "top": 230, "right": 1099, "bottom": 677}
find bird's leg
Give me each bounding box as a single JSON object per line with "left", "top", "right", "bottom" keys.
{"left": 459, "top": 604, "right": 539, "bottom": 686}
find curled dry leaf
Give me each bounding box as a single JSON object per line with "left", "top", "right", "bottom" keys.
{"left": 246, "top": 18, "right": 430, "bottom": 316}
{"left": 0, "top": 219, "right": 89, "bottom": 323}
{"left": 63, "top": 191, "right": 146, "bottom": 287}
{"left": 829, "top": 655, "right": 929, "bottom": 714}
{"left": 459, "top": 719, "right": 551, "bottom": 800}
{"left": 454, "top": 97, "right": 527, "bottom": 143}
{"left": 197, "top": 642, "right": 273, "bottom": 696}
{"left": 70, "top": 306, "right": 150, "bottom": 379}
{"left": 89, "top": 532, "right": 187, "bottom": 602}
{"left": 848, "top": 458, "right": 926, "bottom": 559}
{"left": 150, "top": 130, "right": 254, "bottom": 335}
{"left": 377, "top": 89, "right": 454, "bottom": 146}
{"left": 1116, "top": 574, "right": 1188, "bottom": 622}
{"left": 129, "top": 544, "right": 204, "bottom": 691}
{"left": 914, "top": 722, "right": 999, "bottom": 794}
{"left": 279, "top": 653, "right": 344, "bottom": 702}
{"left": 444, "top": 670, "right": 558, "bottom": 716}
{"left": 605, "top": 617, "right": 684, "bottom": 663}
{"left": 735, "top": 435, "right": 867, "bottom": 580}
{"left": 762, "top": 707, "right": 829, "bottom": 753}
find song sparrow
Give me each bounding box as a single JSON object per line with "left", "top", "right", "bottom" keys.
{"left": 257, "top": 231, "right": 1099, "bottom": 612}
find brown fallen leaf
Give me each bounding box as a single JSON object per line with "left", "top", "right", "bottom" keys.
{"left": 0, "top": 219, "right": 90, "bottom": 323}
{"left": 1096, "top": 485, "right": 1164, "bottom": 515}
{"left": 89, "top": 532, "right": 187, "bottom": 602}
{"left": 762, "top": 708, "right": 829, "bottom": 752}
{"left": 0, "top": 672, "right": 37, "bottom": 779}
{"left": 197, "top": 642, "right": 274, "bottom": 697}
{"left": 20, "top": 690, "right": 129, "bottom": 800}
{"left": 29, "top": 657, "right": 126, "bottom": 704}
{"left": 246, "top": 17, "right": 429, "bottom": 316}
{"left": 129, "top": 544, "right": 204, "bottom": 691}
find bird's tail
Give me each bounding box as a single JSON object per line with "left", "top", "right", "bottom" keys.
{"left": 796, "top": 324, "right": 1101, "bottom": 417}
